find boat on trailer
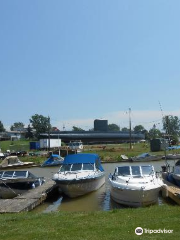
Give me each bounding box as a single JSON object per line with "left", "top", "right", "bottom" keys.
{"left": 109, "top": 165, "right": 164, "bottom": 207}
{"left": 52, "top": 153, "right": 105, "bottom": 198}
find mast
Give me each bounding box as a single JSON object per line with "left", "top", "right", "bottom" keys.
{"left": 159, "top": 101, "right": 167, "bottom": 165}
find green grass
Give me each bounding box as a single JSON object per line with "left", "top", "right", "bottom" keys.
{"left": 0, "top": 140, "right": 30, "bottom": 152}
{"left": 0, "top": 205, "right": 179, "bottom": 240}
{"left": 83, "top": 143, "right": 163, "bottom": 162}
{"left": 1, "top": 140, "right": 180, "bottom": 164}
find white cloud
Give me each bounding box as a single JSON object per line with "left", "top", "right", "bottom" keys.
{"left": 5, "top": 109, "right": 180, "bottom": 132}
{"left": 51, "top": 110, "right": 175, "bottom": 131}
{"left": 50, "top": 109, "right": 180, "bottom": 131}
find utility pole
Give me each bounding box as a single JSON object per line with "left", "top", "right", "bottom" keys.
{"left": 48, "top": 116, "right": 50, "bottom": 152}
{"left": 58, "top": 133, "right": 60, "bottom": 156}
{"left": 129, "top": 108, "right": 132, "bottom": 150}
{"left": 159, "top": 101, "right": 168, "bottom": 164}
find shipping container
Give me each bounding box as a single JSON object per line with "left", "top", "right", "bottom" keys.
{"left": 30, "top": 142, "right": 40, "bottom": 150}
{"left": 150, "top": 138, "right": 169, "bottom": 152}
{"left": 39, "top": 139, "right": 61, "bottom": 149}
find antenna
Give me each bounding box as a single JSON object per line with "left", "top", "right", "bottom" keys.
{"left": 159, "top": 101, "right": 170, "bottom": 138}
{"left": 159, "top": 101, "right": 164, "bottom": 118}
{"left": 159, "top": 101, "right": 168, "bottom": 164}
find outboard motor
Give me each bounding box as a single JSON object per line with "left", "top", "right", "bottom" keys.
{"left": 161, "top": 164, "right": 170, "bottom": 173}
{"left": 161, "top": 165, "right": 167, "bottom": 172}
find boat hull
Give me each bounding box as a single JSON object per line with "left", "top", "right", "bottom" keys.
{"left": 162, "top": 154, "right": 180, "bottom": 160}
{"left": 109, "top": 180, "right": 161, "bottom": 207}
{"left": 0, "top": 178, "right": 44, "bottom": 199}
{"left": 55, "top": 174, "right": 105, "bottom": 198}
{"left": 131, "top": 156, "right": 162, "bottom": 162}
{"left": 0, "top": 185, "right": 28, "bottom": 199}
{"left": 0, "top": 163, "right": 35, "bottom": 170}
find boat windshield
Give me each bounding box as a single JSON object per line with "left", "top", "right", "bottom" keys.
{"left": 59, "top": 163, "right": 95, "bottom": 172}
{"left": 75, "top": 143, "right": 80, "bottom": 146}
{"left": 141, "top": 166, "right": 153, "bottom": 175}
{"left": 2, "top": 171, "right": 14, "bottom": 178}
{"left": 131, "top": 166, "right": 141, "bottom": 176}
{"left": 0, "top": 171, "right": 4, "bottom": 178}
{"left": 117, "top": 166, "right": 130, "bottom": 176}
{"left": 60, "top": 164, "right": 72, "bottom": 172}
{"left": 71, "top": 164, "right": 82, "bottom": 171}
{"left": 69, "top": 142, "right": 82, "bottom": 146}
{"left": 116, "top": 166, "right": 154, "bottom": 177}
{"left": 13, "top": 171, "right": 27, "bottom": 178}
{"left": 82, "top": 163, "right": 94, "bottom": 171}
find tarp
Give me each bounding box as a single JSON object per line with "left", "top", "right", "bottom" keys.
{"left": 0, "top": 156, "right": 21, "bottom": 167}
{"left": 136, "top": 153, "right": 150, "bottom": 158}
{"left": 41, "top": 154, "right": 63, "bottom": 166}
{"left": 168, "top": 146, "right": 180, "bottom": 150}
{"left": 62, "top": 153, "right": 104, "bottom": 171}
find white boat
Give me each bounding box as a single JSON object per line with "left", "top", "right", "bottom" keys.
{"left": 68, "top": 140, "right": 83, "bottom": 152}
{"left": 109, "top": 165, "right": 163, "bottom": 207}
{"left": 52, "top": 153, "right": 105, "bottom": 198}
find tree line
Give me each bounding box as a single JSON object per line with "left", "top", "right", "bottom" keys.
{"left": 0, "top": 114, "right": 180, "bottom": 143}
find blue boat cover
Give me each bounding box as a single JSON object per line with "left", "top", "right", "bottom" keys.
{"left": 137, "top": 153, "right": 150, "bottom": 158}
{"left": 168, "top": 146, "right": 180, "bottom": 150}
{"left": 41, "top": 154, "right": 63, "bottom": 167}
{"left": 45, "top": 154, "right": 61, "bottom": 162}
{"left": 62, "top": 153, "right": 104, "bottom": 171}
{"left": 50, "top": 154, "right": 60, "bottom": 158}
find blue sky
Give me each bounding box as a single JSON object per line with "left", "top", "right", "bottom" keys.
{"left": 1, "top": 0, "right": 180, "bottom": 131}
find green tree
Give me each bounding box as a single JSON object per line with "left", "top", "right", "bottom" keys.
{"left": 121, "top": 127, "right": 129, "bottom": 132}
{"left": 72, "top": 126, "right": 85, "bottom": 131}
{"left": 30, "top": 114, "right": 51, "bottom": 138}
{"left": 108, "top": 123, "right": 120, "bottom": 132}
{"left": 134, "top": 125, "right": 145, "bottom": 133}
{"left": 0, "top": 121, "right": 5, "bottom": 132}
{"left": 25, "top": 124, "right": 34, "bottom": 139}
{"left": 148, "top": 124, "right": 162, "bottom": 139}
{"left": 162, "top": 115, "right": 180, "bottom": 136}
{"left": 10, "top": 122, "right": 24, "bottom": 131}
